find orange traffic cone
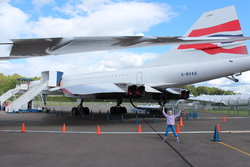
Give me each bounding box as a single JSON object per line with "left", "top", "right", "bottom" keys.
{"left": 61, "top": 123, "right": 66, "bottom": 132}
{"left": 96, "top": 125, "right": 101, "bottom": 134}
{"left": 21, "top": 122, "right": 26, "bottom": 132}
{"left": 217, "top": 123, "right": 221, "bottom": 132}
{"left": 179, "top": 116, "right": 184, "bottom": 127}
{"left": 176, "top": 124, "right": 180, "bottom": 134}
{"left": 221, "top": 117, "right": 227, "bottom": 122}
{"left": 137, "top": 124, "right": 142, "bottom": 133}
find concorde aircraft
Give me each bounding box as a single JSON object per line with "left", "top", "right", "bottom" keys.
{"left": 2, "top": 6, "right": 250, "bottom": 115}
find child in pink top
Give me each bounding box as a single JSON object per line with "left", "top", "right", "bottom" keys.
{"left": 162, "top": 107, "right": 181, "bottom": 142}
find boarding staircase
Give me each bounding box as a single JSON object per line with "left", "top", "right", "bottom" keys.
{"left": 6, "top": 81, "right": 49, "bottom": 112}
{"left": 0, "top": 86, "right": 22, "bottom": 104}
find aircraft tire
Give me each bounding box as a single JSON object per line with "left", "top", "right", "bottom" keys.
{"left": 121, "top": 107, "right": 127, "bottom": 114}
{"left": 71, "top": 107, "right": 79, "bottom": 116}
{"left": 78, "top": 106, "right": 84, "bottom": 115}
{"left": 110, "top": 106, "right": 116, "bottom": 114}
{"left": 83, "top": 107, "right": 90, "bottom": 115}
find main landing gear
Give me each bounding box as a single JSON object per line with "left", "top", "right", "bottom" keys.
{"left": 71, "top": 99, "right": 90, "bottom": 116}
{"left": 110, "top": 99, "right": 127, "bottom": 114}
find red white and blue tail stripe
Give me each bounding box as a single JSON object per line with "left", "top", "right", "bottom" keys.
{"left": 178, "top": 6, "right": 248, "bottom": 55}
{"left": 144, "top": 6, "right": 248, "bottom": 67}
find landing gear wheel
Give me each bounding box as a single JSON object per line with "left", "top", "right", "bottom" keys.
{"left": 72, "top": 99, "right": 90, "bottom": 116}
{"left": 110, "top": 106, "right": 116, "bottom": 114}
{"left": 78, "top": 106, "right": 90, "bottom": 115}
{"left": 83, "top": 107, "right": 90, "bottom": 115}
{"left": 110, "top": 106, "right": 127, "bottom": 114}
{"left": 120, "top": 107, "right": 127, "bottom": 114}
{"left": 71, "top": 107, "right": 79, "bottom": 116}
{"left": 78, "top": 106, "right": 84, "bottom": 115}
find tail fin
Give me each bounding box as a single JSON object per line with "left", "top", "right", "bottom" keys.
{"left": 145, "top": 6, "right": 248, "bottom": 66}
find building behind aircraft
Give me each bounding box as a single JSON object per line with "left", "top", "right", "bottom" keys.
{"left": 190, "top": 94, "right": 250, "bottom": 106}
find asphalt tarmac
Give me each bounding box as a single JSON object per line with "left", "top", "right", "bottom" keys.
{"left": 0, "top": 107, "right": 249, "bottom": 167}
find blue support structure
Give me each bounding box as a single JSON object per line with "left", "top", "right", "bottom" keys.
{"left": 120, "top": 114, "right": 124, "bottom": 123}
{"left": 136, "top": 114, "right": 139, "bottom": 125}
{"left": 186, "top": 112, "right": 189, "bottom": 120}
{"left": 152, "top": 115, "right": 156, "bottom": 124}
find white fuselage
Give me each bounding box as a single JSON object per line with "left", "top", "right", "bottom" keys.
{"left": 60, "top": 56, "right": 250, "bottom": 89}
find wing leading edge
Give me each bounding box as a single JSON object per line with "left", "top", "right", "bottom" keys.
{"left": 1, "top": 36, "right": 249, "bottom": 59}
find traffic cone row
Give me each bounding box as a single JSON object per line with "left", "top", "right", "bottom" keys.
{"left": 20, "top": 123, "right": 145, "bottom": 134}
{"left": 19, "top": 114, "right": 225, "bottom": 143}
{"left": 19, "top": 122, "right": 222, "bottom": 138}
{"left": 19, "top": 114, "right": 184, "bottom": 135}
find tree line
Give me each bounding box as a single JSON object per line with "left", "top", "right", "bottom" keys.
{"left": 0, "top": 73, "right": 39, "bottom": 95}
{"left": 183, "top": 85, "right": 236, "bottom": 96}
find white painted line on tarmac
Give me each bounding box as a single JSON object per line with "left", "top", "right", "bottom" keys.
{"left": 0, "top": 130, "right": 21, "bottom": 132}
{"left": 221, "top": 130, "right": 250, "bottom": 134}
{"left": 1, "top": 130, "right": 250, "bottom": 134}
{"left": 198, "top": 117, "right": 248, "bottom": 119}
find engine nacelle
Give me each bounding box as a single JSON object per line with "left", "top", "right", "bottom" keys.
{"left": 127, "top": 85, "right": 145, "bottom": 98}
{"left": 127, "top": 85, "right": 137, "bottom": 96}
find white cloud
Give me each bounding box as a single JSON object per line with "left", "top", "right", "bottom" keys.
{"left": 1, "top": 1, "right": 175, "bottom": 38}
{"left": 31, "top": 1, "right": 175, "bottom": 37}
{"left": 238, "top": 71, "right": 250, "bottom": 84}
{"left": 233, "top": 85, "right": 250, "bottom": 95}
{"left": 1, "top": 51, "right": 158, "bottom": 77}
{"left": 207, "top": 78, "right": 232, "bottom": 86}
{"left": 218, "top": 85, "right": 250, "bottom": 95}
{"left": 32, "top": 0, "right": 55, "bottom": 8}
{"left": 0, "top": 1, "right": 29, "bottom": 40}
{"left": 58, "top": 0, "right": 113, "bottom": 16}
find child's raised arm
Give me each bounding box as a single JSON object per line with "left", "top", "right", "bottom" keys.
{"left": 162, "top": 107, "right": 168, "bottom": 118}
{"left": 175, "top": 110, "right": 182, "bottom": 118}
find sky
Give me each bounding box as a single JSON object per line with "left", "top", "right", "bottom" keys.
{"left": 0, "top": 0, "right": 250, "bottom": 94}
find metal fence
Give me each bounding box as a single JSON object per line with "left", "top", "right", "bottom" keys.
{"left": 178, "top": 100, "right": 250, "bottom": 117}
{"left": 34, "top": 100, "right": 250, "bottom": 117}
